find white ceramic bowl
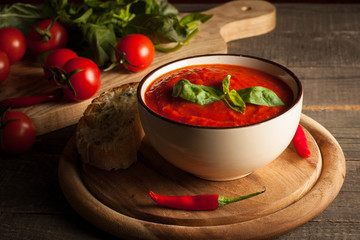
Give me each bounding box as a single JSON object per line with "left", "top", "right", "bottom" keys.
{"left": 137, "top": 54, "right": 303, "bottom": 181}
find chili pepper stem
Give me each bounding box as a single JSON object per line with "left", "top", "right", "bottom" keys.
{"left": 217, "top": 187, "right": 266, "bottom": 208}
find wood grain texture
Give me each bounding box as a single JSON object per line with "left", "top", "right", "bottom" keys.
{"left": 58, "top": 114, "right": 345, "bottom": 239}
{"left": 0, "top": 0, "right": 276, "bottom": 135}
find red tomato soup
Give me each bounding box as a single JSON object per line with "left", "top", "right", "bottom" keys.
{"left": 145, "top": 64, "right": 293, "bottom": 127}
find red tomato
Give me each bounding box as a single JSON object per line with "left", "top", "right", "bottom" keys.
{"left": 0, "top": 51, "right": 10, "bottom": 83}
{"left": 62, "top": 57, "right": 101, "bottom": 101}
{"left": 116, "top": 34, "right": 155, "bottom": 72}
{"left": 0, "top": 27, "right": 27, "bottom": 64}
{"left": 43, "top": 48, "right": 78, "bottom": 83}
{"left": 27, "top": 19, "right": 68, "bottom": 55}
{"left": 0, "top": 110, "right": 36, "bottom": 155}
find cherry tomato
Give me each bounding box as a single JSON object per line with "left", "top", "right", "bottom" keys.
{"left": 27, "top": 19, "right": 68, "bottom": 55}
{"left": 0, "top": 27, "right": 27, "bottom": 64}
{"left": 0, "top": 51, "right": 10, "bottom": 83}
{"left": 62, "top": 57, "right": 101, "bottom": 101}
{"left": 43, "top": 48, "right": 78, "bottom": 83}
{"left": 0, "top": 110, "right": 36, "bottom": 155}
{"left": 116, "top": 34, "right": 155, "bottom": 72}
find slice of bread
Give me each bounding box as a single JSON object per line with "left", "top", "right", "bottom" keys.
{"left": 76, "top": 82, "right": 144, "bottom": 170}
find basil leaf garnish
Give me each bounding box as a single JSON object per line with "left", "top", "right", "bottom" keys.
{"left": 172, "top": 75, "right": 285, "bottom": 113}
{"left": 172, "top": 79, "right": 224, "bottom": 105}
{"left": 229, "top": 90, "right": 246, "bottom": 112}
{"left": 237, "top": 86, "right": 285, "bottom": 107}
{"left": 222, "top": 75, "right": 245, "bottom": 113}
{"left": 222, "top": 75, "right": 231, "bottom": 94}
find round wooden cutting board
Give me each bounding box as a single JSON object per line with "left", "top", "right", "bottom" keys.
{"left": 58, "top": 114, "right": 345, "bottom": 239}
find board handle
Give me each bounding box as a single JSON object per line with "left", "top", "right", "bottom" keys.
{"left": 204, "top": 0, "right": 276, "bottom": 43}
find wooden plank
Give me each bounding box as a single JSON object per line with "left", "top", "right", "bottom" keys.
{"left": 227, "top": 4, "right": 360, "bottom": 68}
{"left": 278, "top": 221, "right": 360, "bottom": 239}
{"left": 303, "top": 111, "right": 360, "bottom": 160}
{"left": 295, "top": 67, "right": 360, "bottom": 107}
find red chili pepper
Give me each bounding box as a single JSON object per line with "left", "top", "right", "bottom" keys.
{"left": 293, "top": 124, "right": 311, "bottom": 158}
{"left": 0, "top": 88, "right": 64, "bottom": 108}
{"left": 149, "top": 187, "right": 266, "bottom": 211}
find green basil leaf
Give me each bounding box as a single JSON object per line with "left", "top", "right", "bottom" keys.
{"left": 222, "top": 75, "right": 231, "bottom": 95}
{"left": 223, "top": 98, "right": 242, "bottom": 113}
{"left": 72, "top": 8, "right": 93, "bottom": 24}
{"left": 123, "top": 14, "right": 188, "bottom": 43}
{"left": 154, "top": 12, "right": 212, "bottom": 52}
{"left": 53, "top": 0, "right": 69, "bottom": 9}
{"left": 0, "top": 3, "right": 49, "bottom": 34}
{"left": 180, "top": 13, "right": 213, "bottom": 32}
{"left": 110, "top": 5, "right": 136, "bottom": 28}
{"left": 228, "top": 89, "right": 246, "bottom": 113}
{"left": 172, "top": 79, "right": 224, "bottom": 105}
{"left": 154, "top": 0, "right": 179, "bottom": 16}
{"left": 222, "top": 75, "right": 246, "bottom": 113}
{"left": 81, "top": 23, "right": 116, "bottom": 66}
{"left": 237, "top": 86, "right": 285, "bottom": 106}
{"left": 180, "top": 12, "right": 212, "bottom": 24}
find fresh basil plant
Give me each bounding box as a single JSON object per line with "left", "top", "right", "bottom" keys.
{"left": 0, "top": 0, "right": 212, "bottom": 66}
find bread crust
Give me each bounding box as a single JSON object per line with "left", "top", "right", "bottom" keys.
{"left": 76, "top": 82, "right": 144, "bottom": 170}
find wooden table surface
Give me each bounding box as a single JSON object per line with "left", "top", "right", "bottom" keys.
{"left": 1, "top": 2, "right": 359, "bottom": 239}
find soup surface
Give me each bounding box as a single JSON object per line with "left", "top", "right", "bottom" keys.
{"left": 145, "top": 64, "right": 293, "bottom": 127}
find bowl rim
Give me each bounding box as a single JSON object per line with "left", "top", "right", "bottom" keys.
{"left": 137, "top": 54, "right": 303, "bottom": 129}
